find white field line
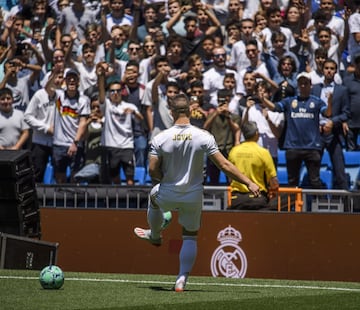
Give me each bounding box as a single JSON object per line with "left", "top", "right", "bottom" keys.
{"left": 1, "top": 275, "right": 360, "bottom": 292}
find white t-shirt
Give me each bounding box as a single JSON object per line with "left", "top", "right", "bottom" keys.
{"left": 24, "top": 88, "right": 55, "bottom": 147}
{"left": 0, "top": 109, "right": 30, "bottom": 148}
{"left": 6, "top": 76, "right": 30, "bottom": 112}
{"left": 260, "top": 26, "right": 296, "bottom": 51}
{"left": 73, "top": 61, "right": 98, "bottom": 92}
{"left": 236, "top": 63, "right": 270, "bottom": 95}
{"left": 101, "top": 99, "right": 139, "bottom": 149}
{"left": 227, "top": 40, "right": 251, "bottom": 73}
{"left": 203, "top": 67, "right": 237, "bottom": 106}
{"left": 53, "top": 90, "right": 90, "bottom": 147}
{"left": 244, "top": 104, "right": 284, "bottom": 158}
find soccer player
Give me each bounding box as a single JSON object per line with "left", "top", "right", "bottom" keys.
{"left": 134, "top": 94, "right": 260, "bottom": 292}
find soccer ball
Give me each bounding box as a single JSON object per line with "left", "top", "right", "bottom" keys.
{"left": 39, "top": 265, "right": 64, "bottom": 289}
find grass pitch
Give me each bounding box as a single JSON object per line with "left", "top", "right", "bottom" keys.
{"left": 1, "top": 269, "right": 360, "bottom": 310}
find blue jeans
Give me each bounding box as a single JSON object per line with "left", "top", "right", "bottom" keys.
{"left": 134, "top": 135, "right": 148, "bottom": 167}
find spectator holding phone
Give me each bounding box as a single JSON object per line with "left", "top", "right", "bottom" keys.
{"left": 204, "top": 88, "right": 241, "bottom": 185}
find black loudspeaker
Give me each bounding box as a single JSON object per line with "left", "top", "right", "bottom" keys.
{"left": 0, "top": 150, "right": 33, "bottom": 180}
{"left": 0, "top": 150, "right": 40, "bottom": 238}
{"left": 0, "top": 233, "right": 58, "bottom": 270}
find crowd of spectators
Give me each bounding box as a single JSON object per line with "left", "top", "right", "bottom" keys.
{"left": 0, "top": 0, "right": 359, "bottom": 187}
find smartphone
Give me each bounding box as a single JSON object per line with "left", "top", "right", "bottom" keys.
{"left": 218, "top": 97, "right": 227, "bottom": 105}
{"left": 190, "top": 96, "right": 198, "bottom": 102}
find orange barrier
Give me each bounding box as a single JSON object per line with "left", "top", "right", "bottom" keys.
{"left": 226, "top": 187, "right": 303, "bottom": 212}
{"left": 277, "top": 187, "right": 303, "bottom": 212}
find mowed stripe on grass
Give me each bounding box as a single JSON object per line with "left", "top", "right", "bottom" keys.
{"left": 1, "top": 274, "right": 360, "bottom": 292}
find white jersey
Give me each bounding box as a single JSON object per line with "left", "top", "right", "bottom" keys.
{"left": 149, "top": 124, "right": 219, "bottom": 193}
{"left": 101, "top": 99, "right": 139, "bottom": 149}
{"left": 53, "top": 90, "right": 90, "bottom": 147}
{"left": 24, "top": 88, "right": 55, "bottom": 147}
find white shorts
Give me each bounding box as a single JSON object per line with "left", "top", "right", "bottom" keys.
{"left": 150, "top": 184, "right": 203, "bottom": 232}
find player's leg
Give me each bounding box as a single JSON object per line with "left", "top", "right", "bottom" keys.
{"left": 134, "top": 184, "right": 166, "bottom": 246}
{"left": 175, "top": 228, "right": 198, "bottom": 292}
{"left": 147, "top": 184, "right": 164, "bottom": 240}
{"left": 175, "top": 194, "right": 202, "bottom": 292}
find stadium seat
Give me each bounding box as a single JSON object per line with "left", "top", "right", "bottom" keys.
{"left": 43, "top": 157, "right": 55, "bottom": 184}
{"left": 277, "top": 166, "right": 288, "bottom": 186}
{"left": 320, "top": 150, "right": 331, "bottom": 170}
{"left": 119, "top": 168, "right": 126, "bottom": 184}
{"left": 145, "top": 170, "right": 152, "bottom": 185}
{"left": 343, "top": 150, "right": 360, "bottom": 166}
{"left": 343, "top": 151, "right": 360, "bottom": 190}
{"left": 277, "top": 149, "right": 286, "bottom": 166}
{"left": 43, "top": 158, "right": 71, "bottom": 184}
{"left": 320, "top": 170, "right": 333, "bottom": 189}
{"left": 134, "top": 166, "right": 146, "bottom": 185}
{"left": 301, "top": 170, "right": 333, "bottom": 189}
{"left": 66, "top": 166, "right": 71, "bottom": 182}
{"left": 219, "top": 171, "right": 228, "bottom": 185}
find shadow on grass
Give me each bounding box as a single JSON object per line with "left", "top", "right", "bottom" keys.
{"left": 148, "top": 285, "right": 205, "bottom": 292}
{"left": 88, "top": 292, "right": 360, "bottom": 310}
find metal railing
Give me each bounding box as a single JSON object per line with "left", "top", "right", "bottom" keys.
{"left": 36, "top": 184, "right": 360, "bottom": 213}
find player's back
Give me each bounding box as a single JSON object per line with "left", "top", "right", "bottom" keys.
{"left": 150, "top": 124, "right": 218, "bottom": 192}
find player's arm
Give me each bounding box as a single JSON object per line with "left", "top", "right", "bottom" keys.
{"left": 209, "top": 151, "right": 260, "bottom": 196}
{"left": 148, "top": 154, "right": 163, "bottom": 184}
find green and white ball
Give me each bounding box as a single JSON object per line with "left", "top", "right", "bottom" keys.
{"left": 39, "top": 265, "right": 64, "bottom": 289}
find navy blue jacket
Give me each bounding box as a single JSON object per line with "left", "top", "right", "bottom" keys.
{"left": 311, "top": 83, "right": 350, "bottom": 136}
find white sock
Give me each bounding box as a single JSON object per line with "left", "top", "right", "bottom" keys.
{"left": 147, "top": 204, "right": 163, "bottom": 239}
{"left": 179, "top": 236, "right": 197, "bottom": 276}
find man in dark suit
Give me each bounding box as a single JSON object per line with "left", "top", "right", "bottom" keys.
{"left": 311, "top": 59, "right": 350, "bottom": 189}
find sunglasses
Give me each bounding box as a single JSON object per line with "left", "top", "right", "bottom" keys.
{"left": 109, "top": 89, "right": 121, "bottom": 94}
{"left": 53, "top": 56, "right": 64, "bottom": 61}
{"left": 213, "top": 53, "right": 226, "bottom": 59}
{"left": 129, "top": 47, "right": 140, "bottom": 51}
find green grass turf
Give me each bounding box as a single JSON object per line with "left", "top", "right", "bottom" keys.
{"left": 1, "top": 269, "right": 360, "bottom": 310}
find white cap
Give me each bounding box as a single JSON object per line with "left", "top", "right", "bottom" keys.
{"left": 296, "top": 72, "right": 311, "bottom": 81}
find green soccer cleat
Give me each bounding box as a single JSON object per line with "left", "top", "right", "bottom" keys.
{"left": 161, "top": 211, "right": 172, "bottom": 230}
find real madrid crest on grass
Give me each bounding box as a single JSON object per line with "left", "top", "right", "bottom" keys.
{"left": 210, "top": 225, "right": 248, "bottom": 278}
